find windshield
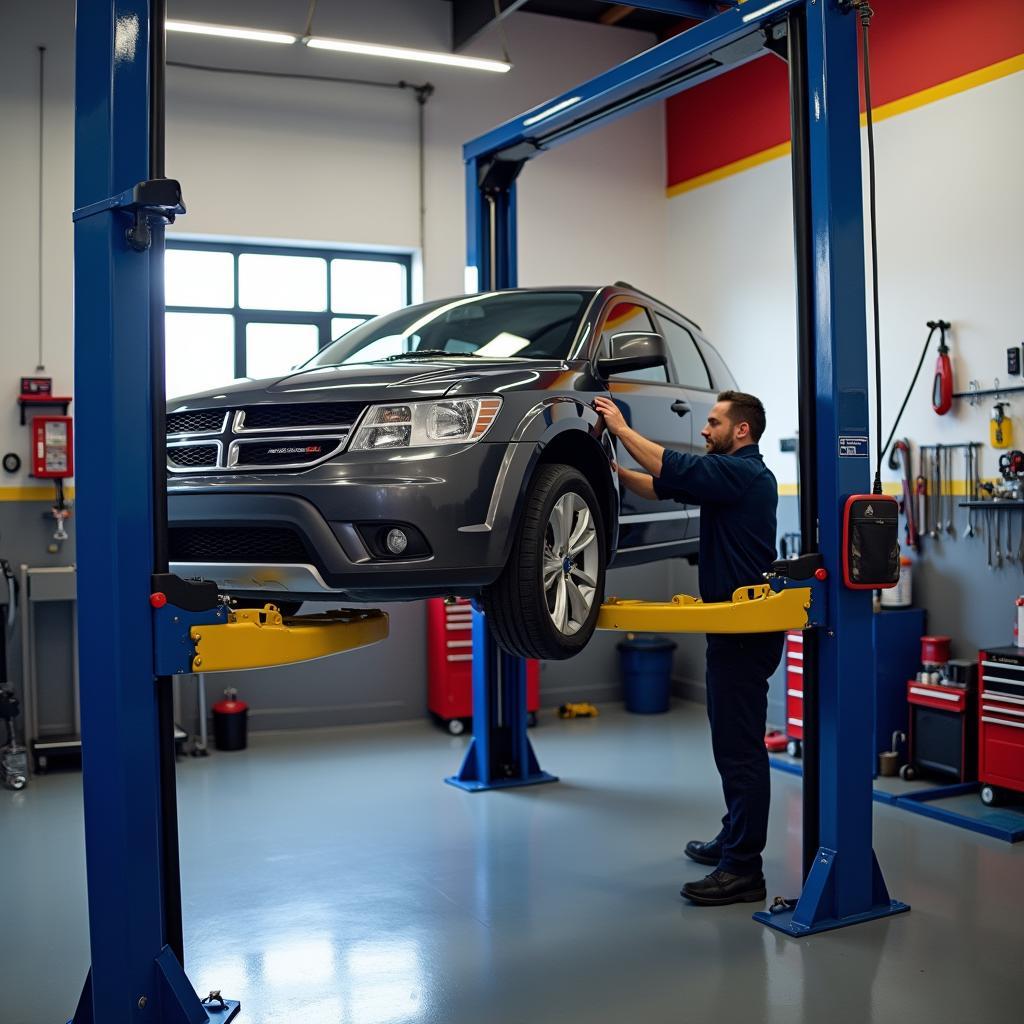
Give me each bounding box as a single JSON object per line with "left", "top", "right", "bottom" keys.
{"left": 305, "top": 290, "right": 592, "bottom": 367}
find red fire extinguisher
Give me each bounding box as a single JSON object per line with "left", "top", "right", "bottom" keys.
{"left": 930, "top": 319, "right": 953, "bottom": 415}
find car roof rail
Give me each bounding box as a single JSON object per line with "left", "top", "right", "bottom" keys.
{"left": 612, "top": 281, "right": 703, "bottom": 332}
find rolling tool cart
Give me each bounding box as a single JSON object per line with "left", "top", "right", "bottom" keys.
{"left": 977, "top": 646, "right": 1024, "bottom": 806}
{"left": 901, "top": 654, "right": 977, "bottom": 784}
{"left": 427, "top": 598, "right": 538, "bottom": 734}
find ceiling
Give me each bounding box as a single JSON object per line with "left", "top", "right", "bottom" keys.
{"left": 445, "top": 1, "right": 734, "bottom": 50}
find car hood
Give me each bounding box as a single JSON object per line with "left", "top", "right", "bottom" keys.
{"left": 169, "top": 358, "right": 582, "bottom": 409}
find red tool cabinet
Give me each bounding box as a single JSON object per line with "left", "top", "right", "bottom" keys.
{"left": 427, "top": 598, "right": 539, "bottom": 734}
{"left": 977, "top": 646, "right": 1024, "bottom": 805}
{"left": 904, "top": 679, "right": 975, "bottom": 783}
{"left": 784, "top": 630, "right": 804, "bottom": 756}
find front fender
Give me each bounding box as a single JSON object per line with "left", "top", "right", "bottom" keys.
{"left": 459, "top": 396, "right": 620, "bottom": 567}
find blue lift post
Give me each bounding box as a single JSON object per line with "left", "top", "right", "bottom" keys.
{"left": 462, "top": 0, "right": 908, "bottom": 934}
{"left": 72, "top": 2, "right": 238, "bottom": 1021}
{"left": 446, "top": 609, "right": 557, "bottom": 791}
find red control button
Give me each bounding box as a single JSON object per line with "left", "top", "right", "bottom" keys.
{"left": 814, "top": 568, "right": 828, "bottom": 581}
{"left": 150, "top": 592, "right": 168, "bottom": 608}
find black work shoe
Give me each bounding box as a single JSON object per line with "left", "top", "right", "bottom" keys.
{"left": 684, "top": 838, "right": 723, "bottom": 866}
{"left": 680, "top": 869, "right": 767, "bottom": 906}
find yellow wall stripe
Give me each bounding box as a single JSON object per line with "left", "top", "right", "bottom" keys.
{"left": 667, "top": 54, "right": 1024, "bottom": 198}
{"left": 0, "top": 486, "right": 76, "bottom": 502}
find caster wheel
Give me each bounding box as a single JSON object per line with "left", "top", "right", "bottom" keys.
{"left": 447, "top": 718, "right": 465, "bottom": 736}
{"left": 899, "top": 764, "right": 916, "bottom": 781}
{"left": 36, "top": 755, "right": 48, "bottom": 774}
{"left": 980, "top": 785, "right": 998, "bottom": 806}
{"left": 527, "top": 711, "right": 538, "bottom": 728}
{"left": 786, "top": 740, "right": 801, "bottom": 758}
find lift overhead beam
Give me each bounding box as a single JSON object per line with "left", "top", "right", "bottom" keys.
{"left": 465, "top": 1, "right": 798, "bottom": 163}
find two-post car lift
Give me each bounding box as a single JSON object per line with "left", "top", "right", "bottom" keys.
{"left": 70, "top": 1, "right": 906, "bottom": 1021}
{"left": 458, "top": 0, "right": 908, "bottom": 938}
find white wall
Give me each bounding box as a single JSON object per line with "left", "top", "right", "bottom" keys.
{"left": 664, "top": 70, "right": 1024, "bottom": 491}
{"left": 0, "top": 0, "right": 668, "bottom": 485}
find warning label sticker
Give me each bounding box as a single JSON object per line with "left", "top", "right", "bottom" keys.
{"left": 838, "top": 436, "right": 869, "bottom": 458}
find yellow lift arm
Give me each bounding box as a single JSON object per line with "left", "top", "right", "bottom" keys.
{"left": 597, "top": 583, "right": 813, "bottom": 635}
{"left": 188, "top": 605, "right": 389, "bottom": 674}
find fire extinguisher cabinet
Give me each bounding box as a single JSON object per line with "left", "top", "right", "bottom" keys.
{"left": 427, "top": 599, "right": 539, "bottom": 735}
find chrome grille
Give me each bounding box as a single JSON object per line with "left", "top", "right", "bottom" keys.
{"left": 167, "top": 409, "right": 228, "bottom": 435}
{"left": 166, "top": 402, "right": 362, "bottom": 473}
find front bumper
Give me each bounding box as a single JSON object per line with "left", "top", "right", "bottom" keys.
{"left": 167, "top": 441, "right": 522, "bottom": 602}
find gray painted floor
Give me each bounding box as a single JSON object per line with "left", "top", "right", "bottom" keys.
{"left": 2, "top": 702, "right": 1021, "bottom": 1024}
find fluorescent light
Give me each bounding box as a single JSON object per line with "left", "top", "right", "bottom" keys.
{"left": 305, "top": 36, "right": 511, "bottom": 73}
{"left": 523, "top": 96, "right": 582, "bottom": 127}
{"left": 741, "top": 0, "right": 790, "bottom": 23}
{"left": 166, "top": 20, "right": 297, "bottom": 45}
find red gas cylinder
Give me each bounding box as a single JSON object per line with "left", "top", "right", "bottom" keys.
{"left": 212, "top": 689, "right": 249, "bottom": 751}
{"left": 920, "top": 635, "right": 951, "bottom": 668}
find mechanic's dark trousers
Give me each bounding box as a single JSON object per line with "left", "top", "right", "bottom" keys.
{"left": 704, "top": 632, "right": 785, "bottom": 876}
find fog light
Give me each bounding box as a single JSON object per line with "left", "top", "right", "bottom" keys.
{"left": 385, "top": 528, "right": 409, "bottom": 555}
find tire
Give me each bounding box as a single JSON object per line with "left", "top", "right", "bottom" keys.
{"left": 899, "top": 764, "right": 916, "bottom": 781}
{"left": 786, "top": 740, "right": 801, "bottom": 758}
{"left": 980, "top": 785, "right": 998, "bottom": 806}
{"left": 483, "top": 463, "right": 606, "bottom": 661}
{"left": 447, "top": 718, "right": 466, "bottom": 736}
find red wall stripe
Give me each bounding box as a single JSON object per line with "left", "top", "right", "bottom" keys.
{"left": 666, "top": 0, "right": 1024, "bottom": 190}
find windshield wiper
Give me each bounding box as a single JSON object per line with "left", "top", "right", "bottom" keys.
{"left": 381, "top": 350, "right": 481, "bottom": 360}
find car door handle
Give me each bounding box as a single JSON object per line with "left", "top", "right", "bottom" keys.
{"left": 671, "top": 400, "right": 690, "bottom": 417}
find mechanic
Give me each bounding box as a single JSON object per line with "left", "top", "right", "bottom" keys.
{"left": 593, "top": 390, "right": 783, "bottom": 907}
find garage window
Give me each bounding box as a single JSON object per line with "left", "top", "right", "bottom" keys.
{"left": 164, "top": 241, "right": 411, "bottom": 398}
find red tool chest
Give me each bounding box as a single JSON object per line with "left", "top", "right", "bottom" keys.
{"left": 977, "top": 646, "right": 1024, "bottom": 804}
{"left": 905, "top": 679, "right": 975, "bottom": 783}
{"left": 427, "top": 598, "right": 539, "bottom": 734}
{"left": 784, "top": 630, "right": 804, "bottom": 755}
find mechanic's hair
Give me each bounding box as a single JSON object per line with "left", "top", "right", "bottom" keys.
{"left": 717, "top": 390, "right": 766, "bottom": 442}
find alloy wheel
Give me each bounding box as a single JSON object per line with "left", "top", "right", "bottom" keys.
{"left": 542, "top": 491, "right": 600, "bottom": 636}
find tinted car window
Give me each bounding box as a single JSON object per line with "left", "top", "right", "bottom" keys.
{"left": 305, "top": 291, "right": 590, "bottom": 366}
{"left": 599, "top": 301, "right": 667, "bottom": 383}
{"left": 656, "top": 314, "right": 710, "bottom": 388}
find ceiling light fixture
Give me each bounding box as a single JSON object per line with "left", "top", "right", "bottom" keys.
{"left": 305, "top": 36, "right": 511, "bottom": 73}
{"left": 166, "top": 20, "right": 298, "bottom": 45}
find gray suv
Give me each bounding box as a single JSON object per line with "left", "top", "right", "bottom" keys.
{"left": 166, "top": 284, "right": 735, "bottom": 659}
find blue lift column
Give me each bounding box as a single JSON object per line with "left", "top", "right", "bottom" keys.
{"left": 72, "top": 2, "right": 238, "bottom": 1020}
{"left": 459, "top": 0, "right": 906, "bottom": 931}
{"left": 448, "top": 153, "right": 556, "bottom": 793}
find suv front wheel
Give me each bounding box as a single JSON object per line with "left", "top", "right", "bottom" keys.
{"left": 483, "top": 463, "right": 606, "bottom": 660}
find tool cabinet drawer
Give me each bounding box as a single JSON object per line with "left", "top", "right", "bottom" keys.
{"left": 907, "top": 683, "right": 968, "bottom": 713}
{"left": 978, "top": 690, "right": 1024, "bottom": 792}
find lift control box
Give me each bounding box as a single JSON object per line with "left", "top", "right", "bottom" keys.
{"left": 31, "top": 415, "right": 74, "bottom": 479}
{"left": 842, "top": 494, "right": 899, "bottom": 589}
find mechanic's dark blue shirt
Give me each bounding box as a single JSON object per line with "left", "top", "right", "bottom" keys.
{"left": 653, "top": 444, "right": 778, "bottom": 604}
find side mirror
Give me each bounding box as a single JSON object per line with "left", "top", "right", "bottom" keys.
{"left": 597, "top": 332, "right": 668, "bottom": 377}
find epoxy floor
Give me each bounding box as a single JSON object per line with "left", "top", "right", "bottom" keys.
{"left": 2, "top": 702, "right": 1021, "bottom": 1024}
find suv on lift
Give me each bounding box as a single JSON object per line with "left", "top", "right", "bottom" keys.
{"left": 166, "top": 285, "right": 736, "bottom": 659}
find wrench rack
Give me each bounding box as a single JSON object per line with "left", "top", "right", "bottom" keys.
{"left": 915, "top": 443, "right": 983, "bottom": 543}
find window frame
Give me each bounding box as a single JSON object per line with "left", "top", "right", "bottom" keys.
{"left": 653, "top": 312, "right": 714, "bottom": 391}
{"left": 165, "top": 239, "right": 413, "bottom": 380}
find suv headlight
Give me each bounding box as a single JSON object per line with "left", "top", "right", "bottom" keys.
{"left": 349, "top": 397, "right": 502, "bottom": 451}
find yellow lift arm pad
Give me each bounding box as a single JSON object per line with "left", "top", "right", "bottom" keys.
{"left": 189, "top": 605, "right": 389, "bottom": 673}
{"left": 597, "top": 583, "right": 811, "bottom": 635}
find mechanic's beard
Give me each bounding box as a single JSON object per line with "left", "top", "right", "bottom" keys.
{"left": 705, "top": 436, "right": 733, "bottom": 456}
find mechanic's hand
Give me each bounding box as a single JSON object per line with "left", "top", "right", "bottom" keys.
{"left": 593, "top": 396, "right": 627, "bottom": 436}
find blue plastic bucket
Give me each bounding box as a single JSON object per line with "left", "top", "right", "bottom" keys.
{"left": 618, "top": 637, "right": 677, "bottom": 714}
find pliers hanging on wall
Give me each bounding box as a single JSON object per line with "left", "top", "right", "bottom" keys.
{"left": 888, "top": 439, "right": 919, "bottom": 551}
